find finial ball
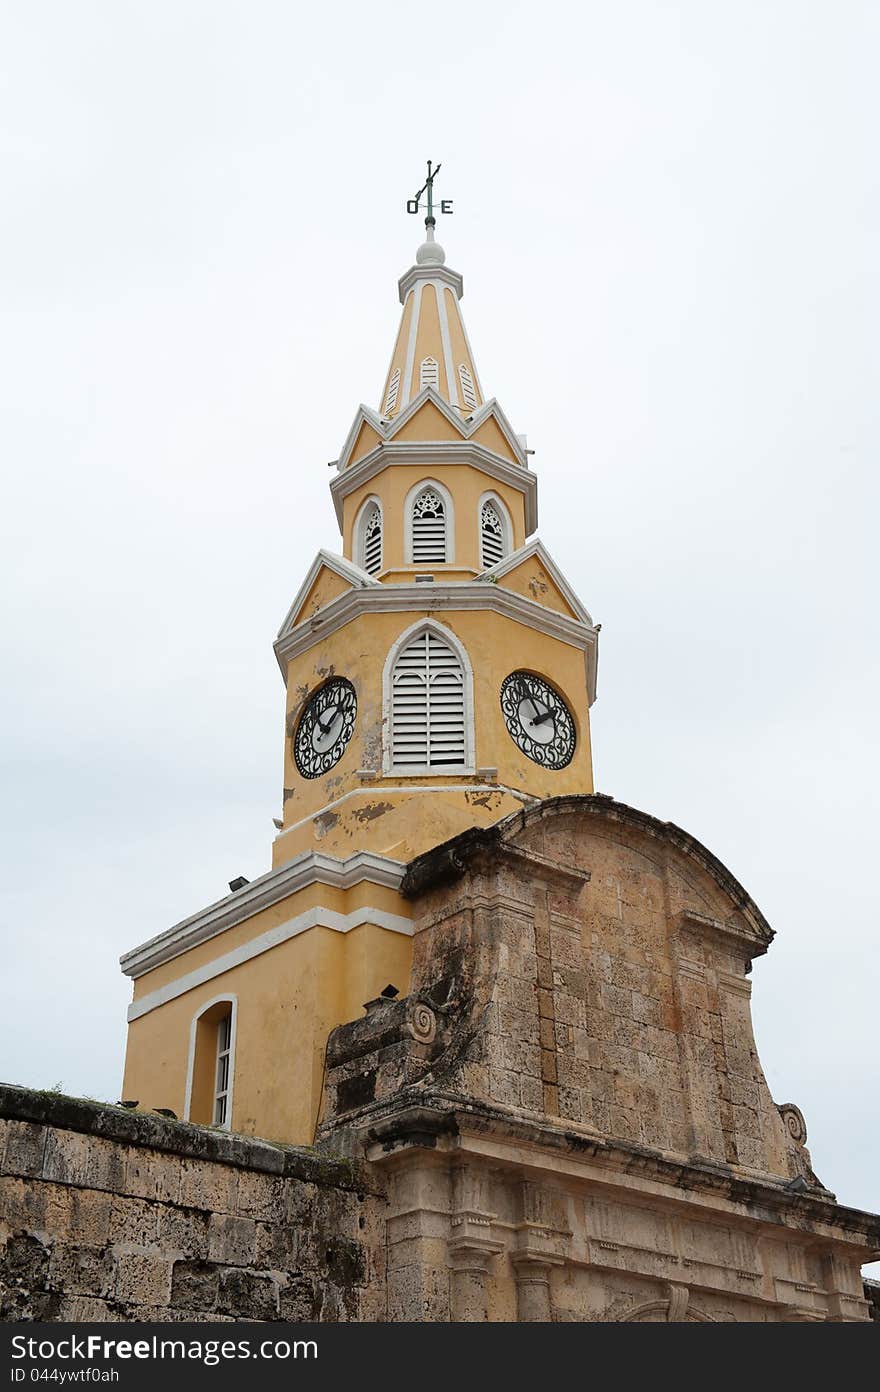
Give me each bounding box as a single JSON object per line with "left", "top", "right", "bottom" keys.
{"left": 416, "top": 238, "right": 446, "bottom": 266}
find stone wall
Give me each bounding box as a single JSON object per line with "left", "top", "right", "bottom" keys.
{"left": 317, "top": 797, "right": 880, "bottom": 1322}
{"left": 0, "top": 1084, "right": 384, "bottom": 1322}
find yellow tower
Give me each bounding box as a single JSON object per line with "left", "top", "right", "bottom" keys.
{"left": 120, "top": 191, "right": 600, "bottom": 1146}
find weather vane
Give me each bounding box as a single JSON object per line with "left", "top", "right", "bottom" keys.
{"left": 406, "top": 160, "right": 453, "bottom": 227}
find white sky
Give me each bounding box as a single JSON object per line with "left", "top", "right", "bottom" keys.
{"left": 2, "top": 2, "right": 877, "bottom": 1275}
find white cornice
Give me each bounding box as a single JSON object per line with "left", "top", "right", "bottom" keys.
{"left": 119, "top": 850, "right": 407, "bottom": 980}
{"left": 482, "top": 539, "right": 595, "bottom": 626}
{"left": 398, "top": 263, "right": 464, "bottom": 303}
{"left": 335, "top": 389, "right": 528, "bottom": 473}
{"left": 330, "top": 442, "right": 538, "bottom": 534}
{"left": 127, "top": 905, "right": 415, "bottom": 1023}
{"left": 273, "top": 581, "right": 599, "bottom": 704}
{"left": 275, "top": 549, "right": 379, "bottom": 640}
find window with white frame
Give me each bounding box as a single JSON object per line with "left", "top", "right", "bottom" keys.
{"left": 213, "top": 1012, "right": 232, "bottom": 1126}
{"left": 458, "top": 363, "right": 477, "bottom": 410}
{"left": 359, "top": 501, "right": 382, "bottom": 575}
{"left": 480, "top": 499, "right": 507, "bottom": 568}
{"left": 383, "top": 367, "right": 401, "bottom": 416}
{"left": 390, "top": 628, "right": 466, "bottom": 770}
{"left": 411, "top": 488, "right": 447, "bottom": 564}
{"left": 420, "top": 356, "right": 439, "bottom": 391}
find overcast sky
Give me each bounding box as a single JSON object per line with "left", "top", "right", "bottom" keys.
{"left": 2, "top": 2, "right": 877, "bottom": 1273}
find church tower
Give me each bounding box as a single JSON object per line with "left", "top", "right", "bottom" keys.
{"left": 120, "top": 184, "right": 599, "bottom": 1146}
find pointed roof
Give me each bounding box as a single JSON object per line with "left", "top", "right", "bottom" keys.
{"left": 378, "top": 228, "right": 484, "bottom": 420}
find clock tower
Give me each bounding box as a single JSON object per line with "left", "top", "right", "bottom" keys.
{"left": 120, "top": 190, "right": 599, "bottom": 1145}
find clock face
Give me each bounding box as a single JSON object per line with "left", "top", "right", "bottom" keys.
{"left": 293, "top": 677, "right": 357, "bottom": 779}
{"left": 500, "top": 671, "right": 576, "bottom": 770}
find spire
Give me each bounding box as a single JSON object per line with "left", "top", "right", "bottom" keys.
{"left": 379, "top": 162, "right": 483, "bottom": 420}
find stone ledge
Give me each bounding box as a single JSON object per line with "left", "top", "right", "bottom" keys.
{"left": 0, "top": 1084, "right": 380, "bottom": 1194}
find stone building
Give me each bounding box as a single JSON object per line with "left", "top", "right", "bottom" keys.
{"left": 2, "top": 194, "right": 878, "bottom": 1321}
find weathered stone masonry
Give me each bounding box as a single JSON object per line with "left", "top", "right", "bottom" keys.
{"left": 0, "top": 1085, "right": 384, "bottom": 1322}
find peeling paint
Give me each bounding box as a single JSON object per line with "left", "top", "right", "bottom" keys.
{"left": 313, "top": 810, "right": 340, "bottom": 840}
{"left": 465, "top": 789, "right": 502, "bottom": 810}
{"left": 351, "top": 801, "right": 394, "bottom": 824}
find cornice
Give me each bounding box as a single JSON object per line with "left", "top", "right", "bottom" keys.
{"left": 398, "top": 263, "right": 464, "bottom": 302}
{"left": 119, "top": 849, "right": 407, "bottom": 980}
{"left": 357, "top": 1098, "right": 880, "bottom": 1244}
{"left": 330, "top": 441, "right": 538, "bottom": 533}
{"left": 273, "top": 581, "right": 599, "bottom": 702}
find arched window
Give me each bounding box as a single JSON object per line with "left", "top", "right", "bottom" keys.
{"left": 185, "top": 997, "right": 236, "bottom": 1129}
{"left": 387, "top": 625, "right": 469, "bottom": 771}
{"left": 480, "top": 498, "right": 507, "bottom": 568}
{"left": 411, "top": 487, "right": 447, "bottom": 564}
{"left": 357, "top": 499, "right": 382, "bottom": 575}
{"left": 420, "top": 356, "right": 439, "bottom": 391}
{"left": 458, "top": 363, "right": 477, "bottom": 410}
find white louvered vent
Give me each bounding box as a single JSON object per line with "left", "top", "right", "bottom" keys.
{"left": 420, "top": 356, "right": 439, "bottom": 391}
{"left": 391, "top": 629, "right": 466, "bottom": 770}
{"left": 480, "top": 500, "right": 505, "bottom": 568}
{"left": 362, "top": 503, "right": 382, "bottom": 576}
{"left": 458, "top": 363, "right": 477, "bottom": 410}
{"left": 384, "top": 367, "right": 401, "bottom": 415}
{"left": 411, "top": 489, "right": 447, "bottom": 564}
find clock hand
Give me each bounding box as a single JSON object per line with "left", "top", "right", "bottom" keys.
{"left": 531, "top": 709, "right": 555, "bottom": 726}
{"left": 317, "top": 708, "right": 339, "bottom": 735}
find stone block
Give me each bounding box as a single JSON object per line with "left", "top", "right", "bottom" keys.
{"left": 3, "top": 1121, "right": 47, "bottom": 1177}
{"left": 113, "top": 1251, "right": 172, "bottom": 1306}
{"left": 207, "top": 1213, "right": 257, "bottom": 1266}
{"left": 123, "top": 1149, "right": 179, "bottom": 1203}
{"left": 108, "top": 1196, "right": 159, "bottom": 1247}
{"left": 236, "top": 1170, "right": 284, "bottom": 1221}
{"left": 157, "top": 1205, "right": 209, "bottom": 1259}
{"left": 278, "top": 1276, "right": 321, "bottom": 1321}
{"left": 47, "top": 1243, "right": 114, "bottom": 1298}
{"left": 42, "top": 1130, "right": 92, "bottom": 1187}
{"left": 520, "top": 1074, "right": 544, "bottom": 1111}
{"left": 217, "top": 1267, "right": 279, "bottom": 1320}
{"left": 178, "top": 1158, "right": 238, "bottom": 1214}
{"left": 171, "top": 1259, "right": 219, "bottom": 1312}
{"left": 489, "top": 1068, "right": 521, "bottom": 1108}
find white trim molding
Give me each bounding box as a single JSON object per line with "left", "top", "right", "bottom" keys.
{"left": 276, "top": 549, "right": 380, "bottom": 639}
{"left": 127, "top": 908, "right": 414, "bottom": 1023}
{"left": 274, "top": 580, "right": 599, "bottom": 706}
{"left": 398, "top": 262, "right": 464, "bottom": 304}
{"left": 381, "top": 616, "right": 476, "bottom": 776}
{"left": 480, "top": 538, "right": 595, "bottom": 626}
{"left": 120, "top": 849, "right": 407, "bottom": 979}
{"left": 331, "top": 441, "right": 538, "bottom": 535}
{"left": 183, "top": 993, "right": 238, "bottom": 1128}
{"left": 404, "top": 477, "right": 456, "bottom": 565}
{"left": 334, "top": 389, "right": 528, "bottom": 473}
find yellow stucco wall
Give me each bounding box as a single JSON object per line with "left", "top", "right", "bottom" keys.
{"left": 341, "top": 462, "right": 527, "bottom": 573}
{"left": 275, "top": 604, "right": 594, "bottom": 865}
{"left": 122, "top": 918, "right": 413, "bottom": 1146}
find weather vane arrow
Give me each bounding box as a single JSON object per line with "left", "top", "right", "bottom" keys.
{"left": 406, "top": 160, "right": 453, "bottom": 226}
